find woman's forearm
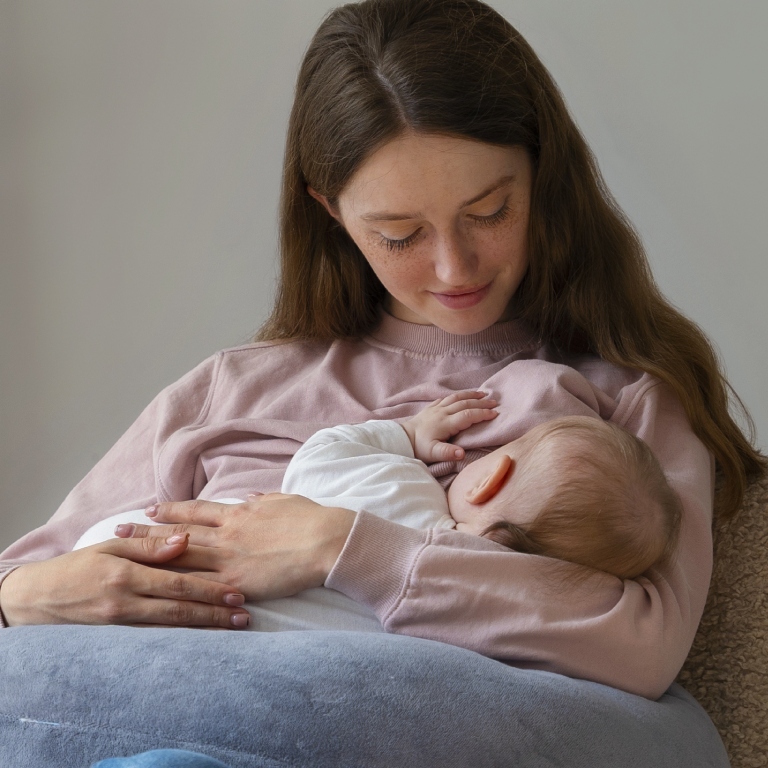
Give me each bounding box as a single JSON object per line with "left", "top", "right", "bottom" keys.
{"left": 328, "top": 381, "right": 714, "bottom": 701}
{"left": 327, "top": 511, "right": 679, "bottom": 699}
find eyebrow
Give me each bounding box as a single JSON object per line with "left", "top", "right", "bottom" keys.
{"left": 360, "top": 174, "right": 516, "bottom": 222}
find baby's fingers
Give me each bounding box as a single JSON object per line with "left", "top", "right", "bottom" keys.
{"left": 428, "top": 441, "right": 466, "bottom": 462}
{"left": 435, "top": 390, "right": 489, "bottom": 407}
{"left": 446, "top": 406, "right": 499, "bottom": 432}
{"left": 441, "top": 395, "right": 497, "bottom": 416}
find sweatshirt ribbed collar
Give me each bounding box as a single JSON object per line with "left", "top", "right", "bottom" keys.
{"left": 365, "top": 311, "right": 538, "bottom": 357}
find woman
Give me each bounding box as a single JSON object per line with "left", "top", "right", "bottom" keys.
{"left": 0, "top": 0, "right": 762, "bottom": 764}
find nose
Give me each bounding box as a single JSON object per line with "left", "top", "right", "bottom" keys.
{"left": 432, "top": 232, "right": 478, "bottom": 286}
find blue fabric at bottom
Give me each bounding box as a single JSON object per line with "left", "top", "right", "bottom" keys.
{"left": 93, "top": 749, "right": 232, "bottom": 767}
{"left": 0, "top": 625, "right": 730, "bottom": 768}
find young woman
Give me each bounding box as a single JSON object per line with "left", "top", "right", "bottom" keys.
{"left": 0, "top": 3, "right": 763, "bottom": 763}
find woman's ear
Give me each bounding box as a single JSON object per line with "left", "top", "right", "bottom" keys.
{"left": 465, "top": 455, "right": 514, "bottom": 505}
{"left": 307, "top": 185, "right": 341, "bottom": 222}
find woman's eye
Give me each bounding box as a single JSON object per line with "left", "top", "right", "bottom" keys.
{"left": 377, "top": 203, "right": 509, "bottom": 251}
{"left": 379, "top": 230, "right": 421, "bottom": 252}
{"left": 470, "top": 202, "right": 511, "bottom": 227}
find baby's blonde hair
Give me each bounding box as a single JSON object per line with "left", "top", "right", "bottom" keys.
{"left": 482, "top": 416, "right": 682, "bottom": 579}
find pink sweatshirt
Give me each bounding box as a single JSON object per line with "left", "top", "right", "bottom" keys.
{"left": 0, "top": 313, "right": 714, "bottom": 699}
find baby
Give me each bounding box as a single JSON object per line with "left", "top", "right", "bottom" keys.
{"left": 283, "top": 391, "right": 682, "bottom": 579}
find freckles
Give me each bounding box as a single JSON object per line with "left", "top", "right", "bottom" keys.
{"left": 382, "top": 255, "right": 424, "bottom": 288}
{"left": 473, "top": 217, "right": 526, "bottom": 255}
{"left": 359, "top": 235, "right": 423, "bottom": 287}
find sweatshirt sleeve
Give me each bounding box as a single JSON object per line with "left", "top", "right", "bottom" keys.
{"left": 326, "top": 379, "right": 713, "bottom": 700}
{"left": 0, "top": 354, "right": 221, "bottom": 625}
{"left": 282, "top": 420, "right": 414, "bottom": 496}
{"left": 283, "top": 421, "right": 455, "bottom": 530}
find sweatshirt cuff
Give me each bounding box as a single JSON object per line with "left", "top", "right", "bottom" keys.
{"left": 326, "top": 510, "right": 431, "bottom": 622}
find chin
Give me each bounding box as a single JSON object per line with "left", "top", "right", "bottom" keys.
{"left": 390, "top": 293, "right": 512, "bottom": 334}
{"left": 432, "top": 309, "right": 509, "bottom": 335}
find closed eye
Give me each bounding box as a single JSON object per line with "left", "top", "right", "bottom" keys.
{"left": 378, "top": 201, "right": 511, "bottom": 251}
{"left": 469, "top": 202, "right": 511, "bottom": 227}
{"left": 380, "top": 229, "right": 422, "bottom": 252}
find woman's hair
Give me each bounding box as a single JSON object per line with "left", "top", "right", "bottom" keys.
{"left": 256, "top": 0, "right": 765, "bottom": 518}
{"left": 480, "top": 417, "right": 683, "bottom": 579}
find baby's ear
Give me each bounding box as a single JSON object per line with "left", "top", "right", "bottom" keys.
{"left": 465, "top": 455, "right": 514, "bottom": 505}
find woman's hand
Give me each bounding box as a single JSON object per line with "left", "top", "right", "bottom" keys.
{"left": 0, "top": 534, "right": 252, "bottom": 629}
{"left": 115, "top": 494, "right": 357, "bottom": 600}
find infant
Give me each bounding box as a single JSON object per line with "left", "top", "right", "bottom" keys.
{"left": 284, "top": 391, "right": 682, "bottom": 579}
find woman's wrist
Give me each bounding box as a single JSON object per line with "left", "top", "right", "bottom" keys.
{"left": 317, "top": 506, "right": 357, "bottom": 585}
{"left": 0, "top": 565, "right": 31, "bottom": 627}
{"left": 0, "top": 577, "right": 10, "bottom": 627}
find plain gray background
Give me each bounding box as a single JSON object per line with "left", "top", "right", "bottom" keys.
{"left": 1, "top": 0, "right": 766, "bottom": 553}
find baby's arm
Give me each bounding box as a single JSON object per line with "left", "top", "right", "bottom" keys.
{"left": 401, "top": 391, "right": 498, "bottom": 463}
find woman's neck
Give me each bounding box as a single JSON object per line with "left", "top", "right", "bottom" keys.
{"left": 366, "top": 310, "right": 537, "bottom": 357}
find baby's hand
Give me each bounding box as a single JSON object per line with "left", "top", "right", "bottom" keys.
{"left": 402, "top": 391, "right": 498, "bottom": 463}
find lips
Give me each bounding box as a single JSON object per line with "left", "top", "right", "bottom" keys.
{"left": 430, "top": 282, "right": 492, "bottom": 309}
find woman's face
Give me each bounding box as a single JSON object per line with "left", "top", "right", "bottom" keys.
{"left": 314, "top": 133, "right": 533, "bottom": 335}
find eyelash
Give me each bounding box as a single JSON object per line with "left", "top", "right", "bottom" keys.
{"left": 473, "top": 202, "right": 511, "bottom": 228}
{"left": 381, "top": 231, "right": 419, "bottom": 252}
{"left": 379, "top": 202, "right": 512, "bottom": 252}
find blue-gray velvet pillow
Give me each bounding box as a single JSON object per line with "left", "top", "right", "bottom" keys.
{"left": 0, "top": 626, "right": 728, "bottom": 768}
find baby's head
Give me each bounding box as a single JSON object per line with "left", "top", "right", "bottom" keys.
{"left": 447, "top": 416, "right": 682, "bottom": 579}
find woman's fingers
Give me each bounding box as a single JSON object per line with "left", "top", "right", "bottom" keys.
{"left": 0, "top": 545, "right": 250, "bottom": 629}
{"left": 145, "top": 499, "right": 227, "bottom": 527}
{"left": 131, "top": 560, "right": 243, "bottom": 606}
{"left": 119, "top": 592, "right": 251, "bottom": 630}
{"left": 142, "top": 543, "right": 228, "bottom": 574}
{"left": 94, "top": 546, "right": 250, "bottom": 628}
{"left": 94, "top": 537, "right": 250, "bottom": 626}
{"left": 113, "top": 572, "right": 251, "bottom": 629}
{"left": 114, "top": 522, "right": 219, "bottom": 547}
{"left": 98, "top": 531, "right": 192, "bottom": 562}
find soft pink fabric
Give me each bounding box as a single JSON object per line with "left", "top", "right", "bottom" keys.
{"left": 0, "top": 313, "right": 713, "bottom": 698}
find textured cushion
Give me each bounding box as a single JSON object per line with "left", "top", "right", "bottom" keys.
{"left": 677, "top": 473, "right": 768, "bottom": 768}
{"left": 1, "top": 626, "right": 727, "bottom": 768}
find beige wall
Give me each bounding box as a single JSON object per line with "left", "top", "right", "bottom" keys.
{"left": 2, "top": 0, "right": 766, "bottom": 552}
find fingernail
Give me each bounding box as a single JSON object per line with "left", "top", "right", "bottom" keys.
{"left": 454, "top": 448, "right": 463, "bottom": 459}
{"left": 114, "top": 524, "right": 136, "bottom": 537}
{"left": 231, "top": 613, "right": 250, "bottom": 628}
{"left": 166, "top": 533, "right": 187, "bottom": 545}
{"left": 224, "top": 593, "right": 245, "bottom": 606}
{"left": 145, "top": 505, "right": 158, "bottom": 518}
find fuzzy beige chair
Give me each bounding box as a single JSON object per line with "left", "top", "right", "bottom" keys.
{"left": 677, "top": 473, "right": 768, "bottom": 768}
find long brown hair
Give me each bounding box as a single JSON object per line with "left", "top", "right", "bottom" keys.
{"left": 257, "top": 0, "right": 765, "bottom": 518}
